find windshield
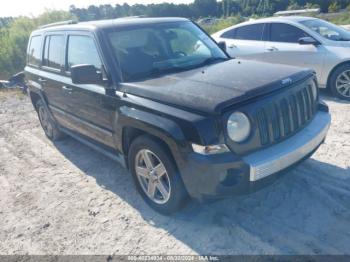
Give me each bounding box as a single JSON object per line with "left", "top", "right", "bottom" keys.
{"left": 105, "top": 21, "right": 228, "bottom": 81}
{"left": 301, "top": 19, "right": 350, "bottom": 41}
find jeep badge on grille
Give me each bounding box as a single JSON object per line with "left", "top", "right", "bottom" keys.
{"left": 282, "top": 78, "right": 293, "bottom": 85}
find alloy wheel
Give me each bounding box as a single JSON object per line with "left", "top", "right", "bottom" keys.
{"left": 336, "top": 70, "right": 350, "bottom": 98}
{"left": 38, "top": 106, "right": 53, "bottom": 137}
{"left": 135, "top": 149, "right": 171, "bottom": 204}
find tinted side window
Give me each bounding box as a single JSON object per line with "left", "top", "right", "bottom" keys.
{"left": 270, "top": 23, "right": 308, "bottom": 43}
{"left": 43, "top": 35, "right": 65, "bottom": 69}
{"left": 221, "top": 28, "right": 236, "bottom": 39}
{"left": 231, "top": 24, "right": 265, "bottom": 41}
{"left": 67, "top": 35, "right": 102, "bottom": 71}
{"left": 28, "top": 35, "right": 42, "bottom": 66}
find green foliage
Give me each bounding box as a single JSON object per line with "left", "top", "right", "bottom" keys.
{"left": 329, "top": 2, "right": 341, "bottom": 12}
{"left": 0, "top": 10, "right": 74, "bottom": 79}
{"left": 192, "top": 0, "right": 217, "bottom": 17}
{"left": 203, "top": 10, "right": 350, "bottom": 34}
{"left": 0, "top": 17, "right": 13, "bottom": 28}
{"left": 305, "top": 2, "right": 320, "bottom": 9}
{"left": 35, "top": 9, "right": 74, "bottom": 25}
{"left": 201, "top": 16, "right": 245, "bottom": 34}
{"left": 68, "top": 0, "right": 350, "bottom": 21}
{"left": 287, "top": 0, "right": 303, "bottom": 10}
{"left": 323, "top": 10, "right": 350, "bottom": 24}
{"left": 1, "top": 1, "right": 350, "bottom": 79}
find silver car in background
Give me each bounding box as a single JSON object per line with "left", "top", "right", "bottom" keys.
{"left": 212, "top": 16, "right": 350, "bottom": 100}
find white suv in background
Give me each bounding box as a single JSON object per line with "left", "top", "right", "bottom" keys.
{"left": 212, "top": 16, "right": 350, "bottom": 100}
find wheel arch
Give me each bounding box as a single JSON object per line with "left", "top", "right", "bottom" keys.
{"left": 29, "top": 89, "right": 58, "bottom": 124}
{"left": 327, "top": 60, "right": 350, "bottom": 89}
{"left": 122, "top": 127, "right": 180, "bottom": 169}
{"left": 29, "top": 91, "right": 41, "bottom": 111}
{"left": 116, "top": 106, "right": 189, "bottom": 170}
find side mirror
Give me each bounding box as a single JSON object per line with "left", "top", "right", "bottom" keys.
{"left": 70, "top": 64, "right": 102, "bottom": 85}
{"left": 298, "top": 37, "right": 320, "bottom": 46}
{"left": 218, "top": 41, "right": 227, "bottom": 51}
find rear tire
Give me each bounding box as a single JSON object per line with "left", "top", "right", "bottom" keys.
{"left": 329, "top": 64, "right": 350, "bottom": 101}
{"left": 128, "top": 135, "right": 189, "bottom": 214}
{"left": 36, "top": 100, "right": 65, "bottom": 141}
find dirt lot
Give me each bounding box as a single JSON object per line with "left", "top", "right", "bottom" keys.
{"left": 0, "top": 89, "right": 349, "bottom": 255}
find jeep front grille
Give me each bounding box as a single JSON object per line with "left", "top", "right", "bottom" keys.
{"left": 255, "top": 82, "right": 317, "bottom": 146}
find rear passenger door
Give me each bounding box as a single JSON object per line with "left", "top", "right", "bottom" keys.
{"left": 41, "top": 34, "right": 68, "bottom": 112}
{"left": 62, "top": 33, "right": 115, "bottom": 146}
{"left": 219, "top": 23, "right": 267, "bottom": 60}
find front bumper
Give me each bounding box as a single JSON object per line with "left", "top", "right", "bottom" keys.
{"left": 243, "top": 110, "right": 331, "bottom": 182}
{"left": 179, "top": 110, "right": 331, "bottom": 200}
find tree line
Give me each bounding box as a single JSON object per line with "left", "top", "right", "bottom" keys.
{"left": 0, "top": 11, "right": 74, "bottom": 79}
{"left": 1, "top": 0, "right": 350, "bottom": 79}
{"left": 69, "top": 0, "right": 350, "bottom": 21}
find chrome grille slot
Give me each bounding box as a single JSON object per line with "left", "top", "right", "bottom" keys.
{"left": 256, "top": 109, "right": 269, "bottom": 145}
{"left": 270, "top": 104, "right": 281, "bottom": 141}
{"left": 304, "top": 88, "right": 311, "bottom": 120}
{"left": 297, "top": 91, "right": 306, "bottom": 124}
{"left": 307, "top": 84, "right": 316, "bottom": 115}
{"left": 289, "top": 94, "right": 299, "bottom": 131}
{"left": 255, "top": 81, "right": 317, "bottom": 147}
{"left": 280, "top": 99, "right": 291, "bottom": 135}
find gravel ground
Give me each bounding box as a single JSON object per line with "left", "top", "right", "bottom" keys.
{"left": 0, "top": 89, "right": 349, "bottom": 255}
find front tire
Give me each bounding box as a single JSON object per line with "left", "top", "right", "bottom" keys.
{"left": 329, "top": 64, "right": 350, "bottom": 100}
{"left": 128, "top": 135, "right": 189, "bottom": 214}
{"left": 36, "top": 100, "right": 65, "bottom": 141}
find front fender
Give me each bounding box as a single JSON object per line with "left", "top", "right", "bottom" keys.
{"left": 119, "top": 106, "right": 185, "bottom": 141}
{"left": 320, "top": 48, "right": 350, "bottom": 87}
{"left": 115, "top": 105, "right": 190, "bottom": 169}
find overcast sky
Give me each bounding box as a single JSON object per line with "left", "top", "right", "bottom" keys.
{"left": 0, "top": 0, "right": 194, "bottom": 17}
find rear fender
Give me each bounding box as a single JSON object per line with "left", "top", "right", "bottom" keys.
{"left": 29, "top": 89, "right": 57, "bottom": 125}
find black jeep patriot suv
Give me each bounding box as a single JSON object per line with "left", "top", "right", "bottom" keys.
{"left": 25, "top": 17, "right": 331, "bottom": 214}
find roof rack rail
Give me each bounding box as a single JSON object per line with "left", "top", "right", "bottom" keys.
{"left": 38, "top": 20, "right": 78, "bottom": 29}
{"left": 116, "top": 15, "right": 147, "bottom": 19}
{"left": 274, "top": 8, "right": 320, "bottom": 16}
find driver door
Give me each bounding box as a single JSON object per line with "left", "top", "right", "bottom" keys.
{"left": 263, "top": 23, "right": 326, "bottom": 80}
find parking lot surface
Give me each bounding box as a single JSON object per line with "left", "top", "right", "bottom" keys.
{"left": 0, "top": 90, "right": 349, "bottom": 255}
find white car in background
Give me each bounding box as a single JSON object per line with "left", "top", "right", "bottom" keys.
{"left": 212, "top": 16, "right": 350, "bottom": 100}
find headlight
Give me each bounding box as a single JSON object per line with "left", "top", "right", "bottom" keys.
{"left": 227, "top": 112, "right": 251, "bottom": 142}
{"left": 310, "top": 80, "right": 318, "bottom": 101}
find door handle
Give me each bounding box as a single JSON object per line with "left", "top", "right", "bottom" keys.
{"left": 38, "top": 78, "right": 47, "bottom": 83}
{"left": 228, "top": 44, "right": 236, "bottom": 48}
{"left": 62, "top": 86, "right": 73, "bottom": 92}
{"left": 267, "top": 46, "right": 278, "bottom": 52}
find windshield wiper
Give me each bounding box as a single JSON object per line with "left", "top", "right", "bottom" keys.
{"left": 337, "top": 37, "right": 350, "bottom": 41}
{"left": 148, "top": 66, "right": 188, "bottom": 77}
{"left": 200, "top": 57, "right": 229, "bottom": 66}
{"left": 142, "top": 57, "right": 229, "bottom": 79}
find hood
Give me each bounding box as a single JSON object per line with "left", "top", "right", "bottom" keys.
{"left": 120, "top": 59, "right": 312, "bottom": 115}
{"left": 337, "top": 41, "right": 350, "bottom": 47}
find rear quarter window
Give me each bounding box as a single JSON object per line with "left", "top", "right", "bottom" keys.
{"left": 27, "top": 35, "right": 42, "bottom": 66}
{"left": 221, "top": 24, "right": 265, "bottom": 41}
{"left": 235, "top": 24, "right": 265, "bottom": 41}
{"left": 221, "top": 28, "right": 236, "bottom": 39}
